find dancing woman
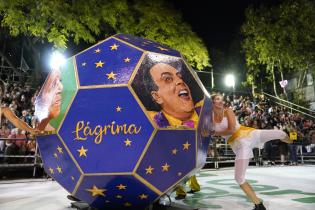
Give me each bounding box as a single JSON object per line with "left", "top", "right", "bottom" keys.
{"left": 212, "top": 94, "right": 291, "bottom": 210}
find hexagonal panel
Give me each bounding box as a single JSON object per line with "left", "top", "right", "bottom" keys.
{"left": 115, "top": 34, "right": 181, "bottom": 57}
{"left": 75, "top": 37, "right": 143, "bottom": 87}
{"left": 131, "top": 53, "right": 204, "bottom": 129}
{"left": 58, "top": 87, "right": 154, "bottom": 173}
{"left": 135, "top": 130, "right": 196, "bottom": 193}
{"left": 74, "top": 175, "right": 159, "bottom": 210}
{"left": 36, "top": 134, "right": 81, "bottom": 193}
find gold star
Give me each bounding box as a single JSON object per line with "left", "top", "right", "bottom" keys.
{"left": 95, "top": 60, "right": 104, "bottom": 68}
{"left": 48, "top": 167, "right": 54, "bottom": 174}
{"left": 94, "top": 48, "right": 101, "bottom": 53}
{"left": 110, "top": 44, "right": 119, "bottom": 50}
{"left": 85, "top": 185, "right": 106, "bottom": 197}
{"left": 162, "top": 163, "right": 170, "bottom": 172}
{"left": 124, "top": 57, "right": 131, "bottom": 62}
{"left": 106, "top": 71, "right": 117, "bottom": 80}
{"left": 81, "top": 62, "right": 87, "bottom": 67}
{"left": 56, "top": 166, "right": 62, "bottom": 173}
{"left": 124, "top": 139, "right": 132, "bottom": 146}
{"left": 183, "top": 141, "right": 191, "bottom": 150}
{"left": 71, "top": 176, "right": 75, "bottom": 181}
{"left": 156, "top": 46, "right": 168, "bottom": 51}
{"left": 116, "top": 195, "right": 123, "bottom": 199}
{"left": 145, "top": 166, "right": 154, "bottom": 174}
{"left": 172, "top": 148, "right": 178, "bottom": 155}
{"left": 53, "top": 153, "right": 58, "bottom": 158}
{"left": 116, "top": 106, "right": 122, "bottom": 112}
{"left": 139, "top": 194, "right": 148, "bottom": 200}
{"left": 77, "top": 146, "right": 88, "bottom": 157}
{"left": 116, "top": 184, "right": 127, "bottom": 190}
{"left": 57, "top": 146, "right": 63, "bottom": 154}
{"left": 124, "top": 202, "right": 132, "bottom": 207}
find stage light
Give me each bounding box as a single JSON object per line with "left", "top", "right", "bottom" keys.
{"left": 225, "top": 74, "right": 235, "bottom": 89}
{"left": 50, "top": 51, "right": 66, "bottom": 69}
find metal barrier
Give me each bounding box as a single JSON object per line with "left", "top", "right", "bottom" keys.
{"left": 0, "top": 137, "right": 42, "bottom": 177}
{"left": 205, "top": 137, "right": 311, "bottom": 169}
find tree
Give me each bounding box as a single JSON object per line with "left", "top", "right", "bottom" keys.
{"left": 0, "top": 0, "right": 210, "bottom": 82}
{"left": 241, "top": 0, "right": 315, "bottom": 97}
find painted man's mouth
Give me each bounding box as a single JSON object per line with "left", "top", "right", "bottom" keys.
{"left": 178, "top": 89, "right": 191, "bottom": 100}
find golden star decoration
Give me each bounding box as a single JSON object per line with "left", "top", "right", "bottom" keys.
{"left": 183, "top": 141, "right": 191, "bottom": 150}
{"left": 56, "top": 166, "right": 62, "bottom": 173}
{"left": 106, "top": 71, "right": 117, "bottom": 80}
{"left": 53, "top": 153, "right": 58, "bottom": 158}
{"left": 85, "top": 185, "right": 106, "bottom": 197}
{"left": 124, "top": 57, "right": 131, "bottom": 62}
{"left": 95, "top": 60, "right": 104, "bottom": 68}
{"left": 57, "top": 146, "right": 63, "bottom": 154}
{"left": 162, "top": 163, "right": 170, "bottom": 172}
{"left": 139, "top": 194, "right": 148, "bottom": 200}
{"left": 156, "top": 46, "right": 168, "bottom": 51}
{"left": 94, "top": 48, "right": 101, "bottom": 53}
{"left": 124, "top": 202, "right": 132, "bottom": 207}
{"left": 116, "top": 106, "right": 122, "bottom": 112}
{"left": 145, "top": 166, "right": 154, "bottom": 174}
{"left": 110, "top": 44, "right": 119, "bottom": 50}
{"left": 77, "top": 146, "right": 88, "bottom": 157}
{"left": 81, "top": 62, "right": 87, "bottom": 67}
{"left": 116, "top": 184, "right": 127, "bottom": 190}
{"left": 172, "top": 148, "right": 178, "bottom": 155}
{"left": 124, "top": 139, "right": 132, "bottom": 147}
{"left": 48, "top": 167, "right": 54, "bottom": 174}
{"left": 116, "top": 195, "right": 123, "bottom": 199}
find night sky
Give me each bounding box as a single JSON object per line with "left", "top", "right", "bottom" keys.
{"left": 172, "top": 0, "right": 276, "bottom": 50}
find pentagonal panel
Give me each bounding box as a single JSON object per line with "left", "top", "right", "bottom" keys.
{"left": 35, "top": 58, "right": 77, "bottom": 131}
{"left": 136, "top": 130, "right": 196, "bottom": 193}
{"left": 74, "top": 175, "right": 159, "bottom": 210}
{"left": 36, "top": 134, "right": 81, "bottom": 193}
{"left": 58, "top": 87, "right": 154, "bottom": 173}
{"left": 115, "top": 34, "right": 181, "bottom": 57}
{"left": 131, "top": 53, "right": 204, "bottom": 129}
{"left": 75, "top": 38, "right": 143, "bottom": 87}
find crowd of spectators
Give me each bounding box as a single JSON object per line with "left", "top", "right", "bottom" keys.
{"left": 0, "top": 81, "right": 39, "bottom": 164}
{"left": 1, "top": 81, "right": 315, "bottom": 167}
{"left": 214, "top": 93, "right": 315, "bottom": 166}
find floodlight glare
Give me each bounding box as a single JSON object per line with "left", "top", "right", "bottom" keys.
{"left": 225, "top": 74, "right": 235, "bottom": 88}
{"left": 50, "top": 51, "right": 66, "bottom": 69}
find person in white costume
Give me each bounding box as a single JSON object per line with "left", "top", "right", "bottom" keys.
{"left": 211, "top": 94, "right": 291, "bottom": 210}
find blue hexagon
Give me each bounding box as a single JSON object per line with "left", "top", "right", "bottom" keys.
{"left": 75, "top": 37, "right": 143, "bottom": 86}
{"left": 74, "top": 175, "right": 159, "bottom": 210}
{"left": 59, "top": 87, "right": 154, "bottom": 173}
{"left": 36, "top": 134, "right": 81, "bottom": 194}
{"left": 135, "top": 130, "right": 196, "bottom": 193}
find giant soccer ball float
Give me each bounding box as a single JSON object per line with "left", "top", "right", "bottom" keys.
{"left": 35, "top": 34, "right": 212, "bottom": 210}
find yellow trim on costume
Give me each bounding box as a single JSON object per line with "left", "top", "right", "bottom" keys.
{"left": 227, "top": 125, "right": 256, "bottom": 144}
{"left": 162, "top": 110, "right": 199, "bottom": 128}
